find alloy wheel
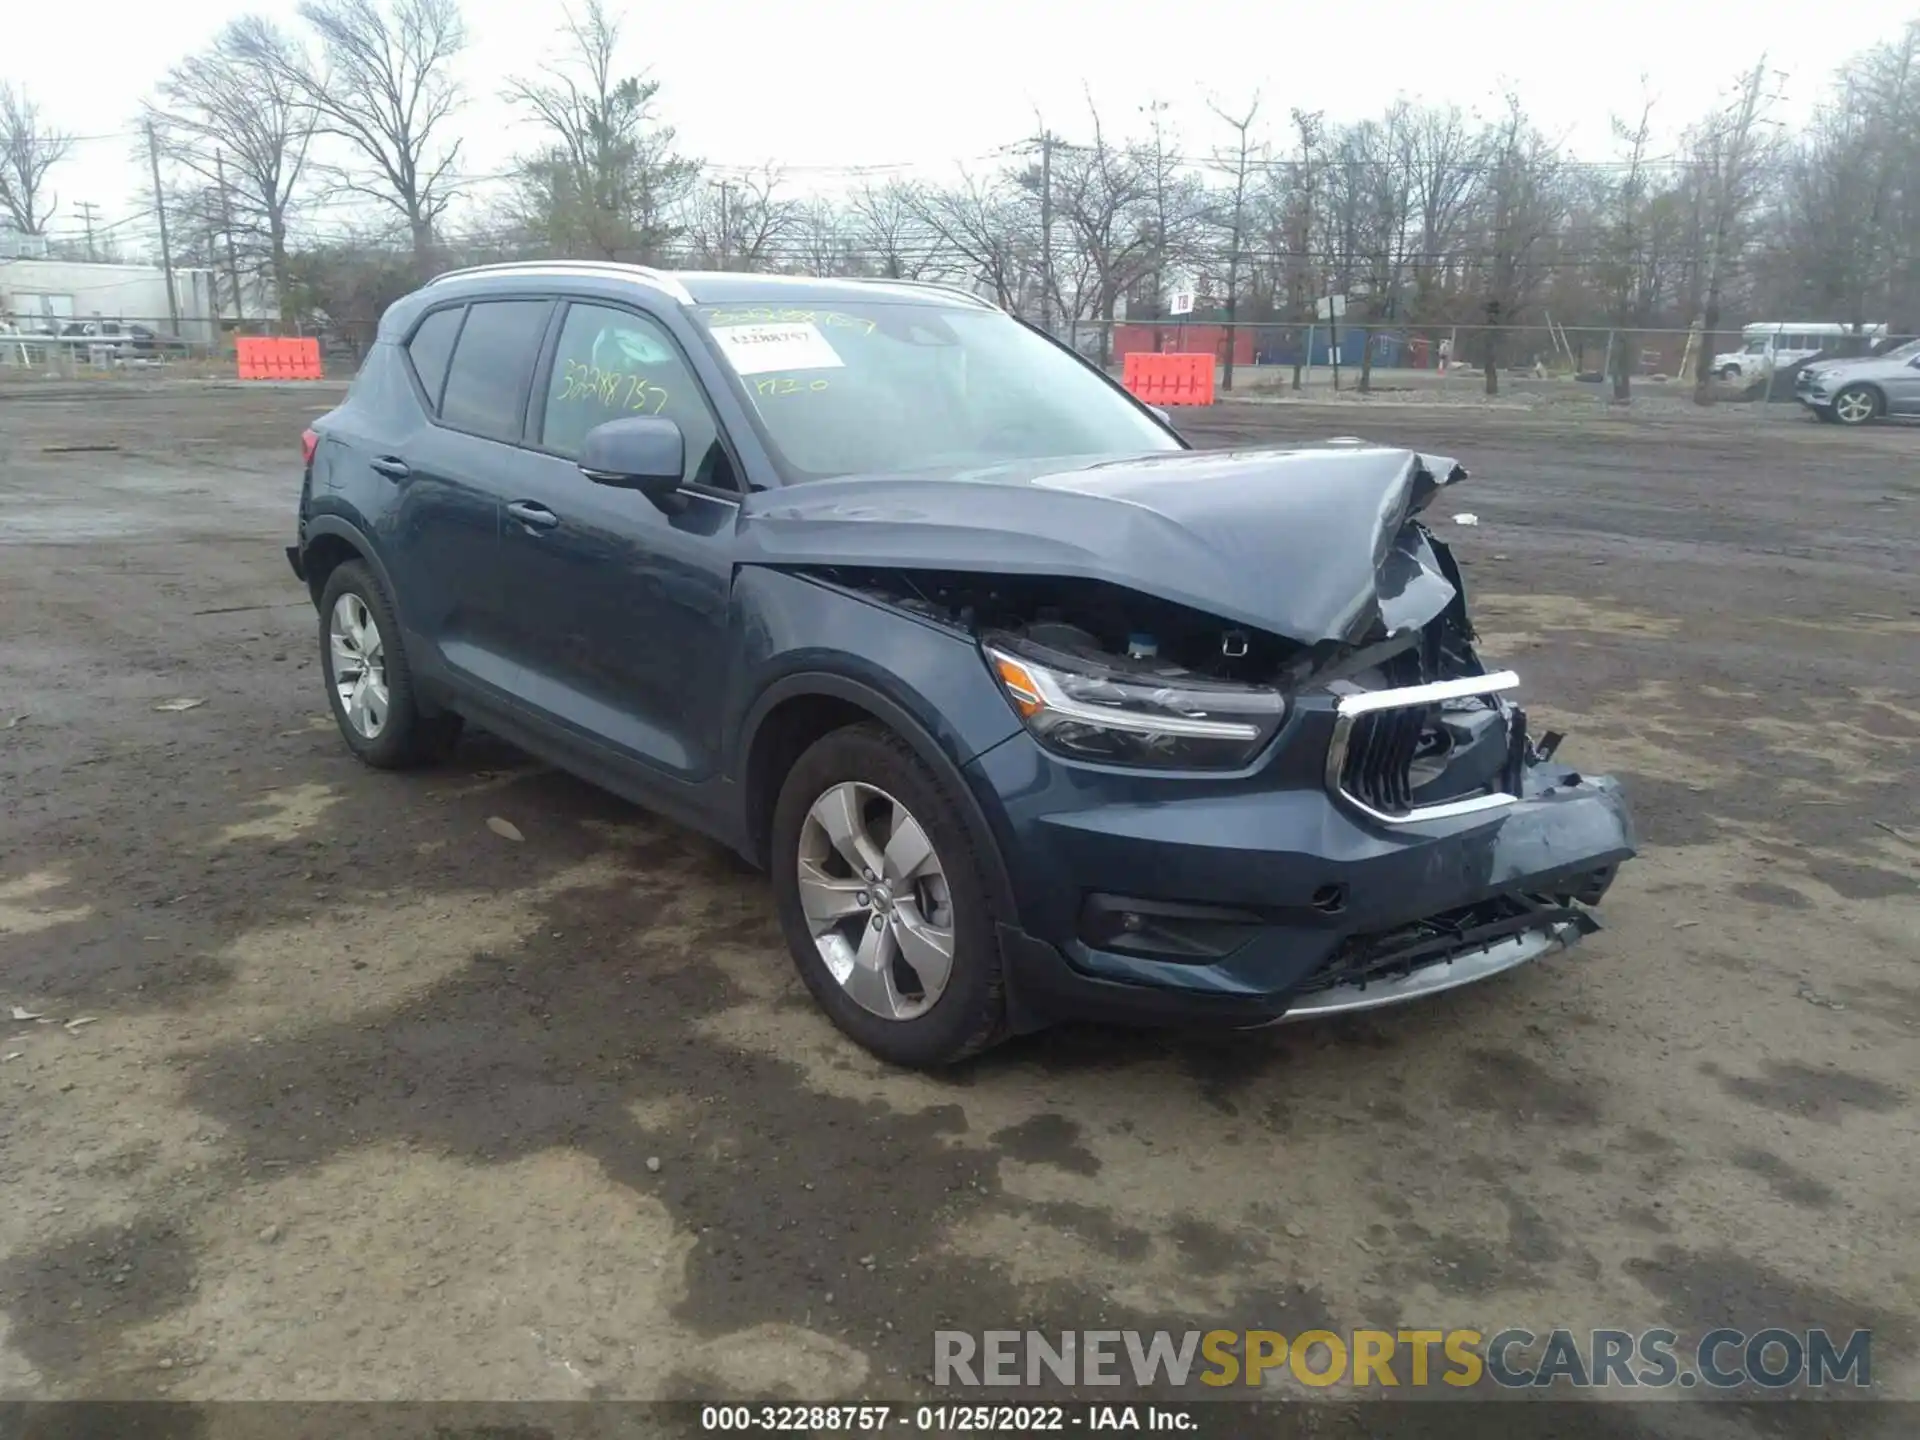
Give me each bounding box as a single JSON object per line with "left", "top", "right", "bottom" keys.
{"left": 796, "top": 781, "right": 955, "bottom": 1021}
{"left": 329, "top": 593, "right": 390, "bottom": 739}
{"left": 1834, "top": 388, "right": 1877, "bottom": 424}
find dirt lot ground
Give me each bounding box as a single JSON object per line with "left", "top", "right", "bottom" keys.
{"left": 1, "top": 382, "right": 1915, "bottom": 1427}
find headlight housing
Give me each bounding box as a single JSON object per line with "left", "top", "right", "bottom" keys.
{"left": 984, "top": 637, "right": 1286, "bottom": 770}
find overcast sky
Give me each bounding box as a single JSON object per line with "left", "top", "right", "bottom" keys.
{"left": 11, "top": 0, "right": 1920, "bottom": 249}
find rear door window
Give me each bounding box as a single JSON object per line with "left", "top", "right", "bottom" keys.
{"left": 404, "top": 306, "right": 463, "bottom": 411}
{"left": 439, "top": 299, "right": 553, "bottom": 443}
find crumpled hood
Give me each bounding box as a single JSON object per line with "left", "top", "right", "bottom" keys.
{"left": 737, "top": 445, "right": 1469, "bottom": 645}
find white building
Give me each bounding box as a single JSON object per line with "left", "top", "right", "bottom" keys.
{"left": 0, "top": 258, "right": 276, "bottom": 345}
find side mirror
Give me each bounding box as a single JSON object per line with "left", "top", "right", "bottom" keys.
{"left": 1148, "top": 405, "right": 1172, "bottom": 426}
{"left": 579, "top": 416, "right": 685, "bottom": 509}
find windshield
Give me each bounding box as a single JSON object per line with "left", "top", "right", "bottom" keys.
{"left": 1880, "top": 338, "right": 1920, "bottom": 362}
{"left": 693, "top": 302, "right": 1181, "bottom": 480}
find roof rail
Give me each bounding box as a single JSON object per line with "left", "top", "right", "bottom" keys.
{"left": 427, "top": 260, "right": 695, "bottom": 305}
{"left": 848, "top": 277, "right": 997, "bottom": 310}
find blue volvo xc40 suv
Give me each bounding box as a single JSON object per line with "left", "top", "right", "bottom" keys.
{"left": 288, "top": 262, "right": 1636, "bottom": 1067}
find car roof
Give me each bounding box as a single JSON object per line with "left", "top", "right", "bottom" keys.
{"left": 385, "top": 263, "right": 995, "bottom": 337}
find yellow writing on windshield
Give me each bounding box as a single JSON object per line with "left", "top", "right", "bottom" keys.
{"left": 753, "top": 375, "right": 831, "bottom": 397}
{"left": 708, "top": 307, "right": 877, "bottom": 337}
{"left": 557, "top": 358, "right": 670, "bottom": 415}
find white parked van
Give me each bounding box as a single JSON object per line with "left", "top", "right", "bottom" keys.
{"left": 1713, "top": 322, "right": 1887, "bottom": 381}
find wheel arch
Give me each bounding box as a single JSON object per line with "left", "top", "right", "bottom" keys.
{"left": 300, "top": 515, "right": 397, "bottom": 611}
{"left": 736, "top": 672, "right": 1019, "bottom": 924}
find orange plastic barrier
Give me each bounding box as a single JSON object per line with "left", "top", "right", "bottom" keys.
{"left": 1122, "top": 351, "right": 1216, "bottom": 406}
{"left": 235, "top": 336, "right": 323, "bottom": 381}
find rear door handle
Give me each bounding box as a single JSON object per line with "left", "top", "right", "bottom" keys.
{"left": 370, "top": 455, "right": 410, "bottom": 481}
{"left": 506, "top": 500, "right": 560, "bottom": 532}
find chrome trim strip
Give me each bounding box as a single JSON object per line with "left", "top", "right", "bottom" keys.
{"left": 1255, "top": 921, "right": 1580, "bottom": 1024}
{"left": 1334, "top": 669, "right": 1520, "bottom": 717}
{"left": 1324, "top": 670, "right": 1522, "bottom": 826}
{"left": 428, "top": 262, "right": 698, "bottom": 305}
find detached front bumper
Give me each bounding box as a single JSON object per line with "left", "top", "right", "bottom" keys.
{"left": 973, "top": 729, "right": 1636, "bottom": 1032}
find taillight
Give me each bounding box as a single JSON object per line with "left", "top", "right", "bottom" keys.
{"left": 301, "top": 428, "right": 319, "bottom": 468}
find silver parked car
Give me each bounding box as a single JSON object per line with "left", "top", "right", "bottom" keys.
{"left": 1795, "top": 338, "right": 1920, "bottom": 425}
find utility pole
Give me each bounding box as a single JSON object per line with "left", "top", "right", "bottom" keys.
{"left": 74, "top": 202, "right": 102, "bottom": 262}
{"left": 214, "top": 151, "right": 246, "bottom": 333}
{"left": 145, "top": 120, "right": 181, "bottom": 335}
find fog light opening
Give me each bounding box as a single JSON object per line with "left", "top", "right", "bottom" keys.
{"left": 1311, "top": 884, "right": 1348, "bottom": 915}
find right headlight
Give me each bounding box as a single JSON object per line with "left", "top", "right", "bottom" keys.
{"left": 983, "top": 637, "right": 1286, "bottom": 770}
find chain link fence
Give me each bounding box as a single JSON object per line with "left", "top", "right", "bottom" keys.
{"left": 1041, "top": 319, "right": 1762, "bottom": 391}
{"left": 6, "top": 307, "right": 1902, "bottom": 407}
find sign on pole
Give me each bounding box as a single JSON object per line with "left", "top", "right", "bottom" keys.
{"left": 1315, "top": 294, "right": 1346, "bottom": 321}
{"left": 1169, "top": 283, "right": 1195, "bottom": 317}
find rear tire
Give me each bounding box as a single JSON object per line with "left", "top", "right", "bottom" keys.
{"left": 1831, "top": 384, "right": 1880, "bottom": 426}
{"left": 1717, "top": 364, "right": 1742, "bottom": 381}
{"left": 317, "top": 560, "right": 461, "bottom": 769}
{"left": 770, "top": 722, "right": 1008, "bottom": 1068}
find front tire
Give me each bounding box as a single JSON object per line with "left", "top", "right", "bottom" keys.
{"left": 770, "top": 723, "right": 1007, "bottom": 1067}
{"left": 1831, "top": 384, "right": 1880, "bottom": 425}
{"left": 317, "top": 559, "right": 461, "bottom": 769}
{"left": 1718, "top": 365, "right": 1742, "bottom": 381}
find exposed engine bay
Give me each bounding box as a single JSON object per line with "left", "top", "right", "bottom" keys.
{"left": 798, "top": 515, "right": 1485, "bottom": 697}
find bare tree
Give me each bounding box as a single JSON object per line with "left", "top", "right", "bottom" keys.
{"left": 1348, "top": 104, "right": 1417, "bottom": 392}
{"left": 792, "top": 197, "right": 854, "bottom": 276}
{"left": 1687, "top": 60, "right": 1781, "bottom": 400}
{"left": 504, "top": 0, "right": 696, "bottom": 262}
{"left": 1206, "top": 92, "right": 1261, "bottom": 391}
{"left": 906, "top": 172, "right": 1036, "bottom": 310}
{"left": 0, "top": 83, "right": 74, "bottom": 238}
{"left": 1471, "top": 97, "right": 1567, "bottom": 395}
{"left": 151, "top": 18, "right": 314, "bottom": 323}
{"left": 1403, "top": 104, "right": 1482, "bottom": 328}
{"left": 243, "top": 0, "right": 467, "bottom": 276}
{"left": 1275, "top": 109, "right": 1326, "bottom": 390}
{"left": 846, "top": 180, "right": 934, "bottom": 279}
{"left": 1136, "top": 99, "right": 1205, "bottom": 336}
{"left": 1594, "top": 95, "right": 1663, "bottom": 400}
{"left": 1044, "top": 103, "right": 1163, "bottom": 365}
{"left": 684, "top": 167, "right": 801, "bottom": 270}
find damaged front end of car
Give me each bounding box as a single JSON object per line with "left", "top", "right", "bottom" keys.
{"left": 739, "top": 443, "right": 1637, "bottom": 1027}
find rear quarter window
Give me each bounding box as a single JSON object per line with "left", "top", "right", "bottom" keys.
{"left": 405, "top": 306, "right": 464, "bottom": 410}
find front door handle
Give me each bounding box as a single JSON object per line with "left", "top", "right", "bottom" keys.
{"left": 370, "top": 455, "right": 410, "bottom": 481}
{"left": 506, "top": 500, "right": 560, "bottom": 532}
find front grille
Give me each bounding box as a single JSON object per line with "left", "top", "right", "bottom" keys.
{"left": 1339, "top": 706, "right": 1429, "bottom": 816}
{"left": 1325, "top": 671, "right": 1523, "bottom": 824}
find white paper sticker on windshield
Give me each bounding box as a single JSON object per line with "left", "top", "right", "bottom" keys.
{"left": 710, "top": 321, "right": 846, "bottom": 376}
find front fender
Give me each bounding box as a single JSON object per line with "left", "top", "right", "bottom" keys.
{"left": 724, "top": 566, "right": 1023, "bottom": 918}
{"left": 724, "top": 567, "right": 1022, "bottom": 778}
